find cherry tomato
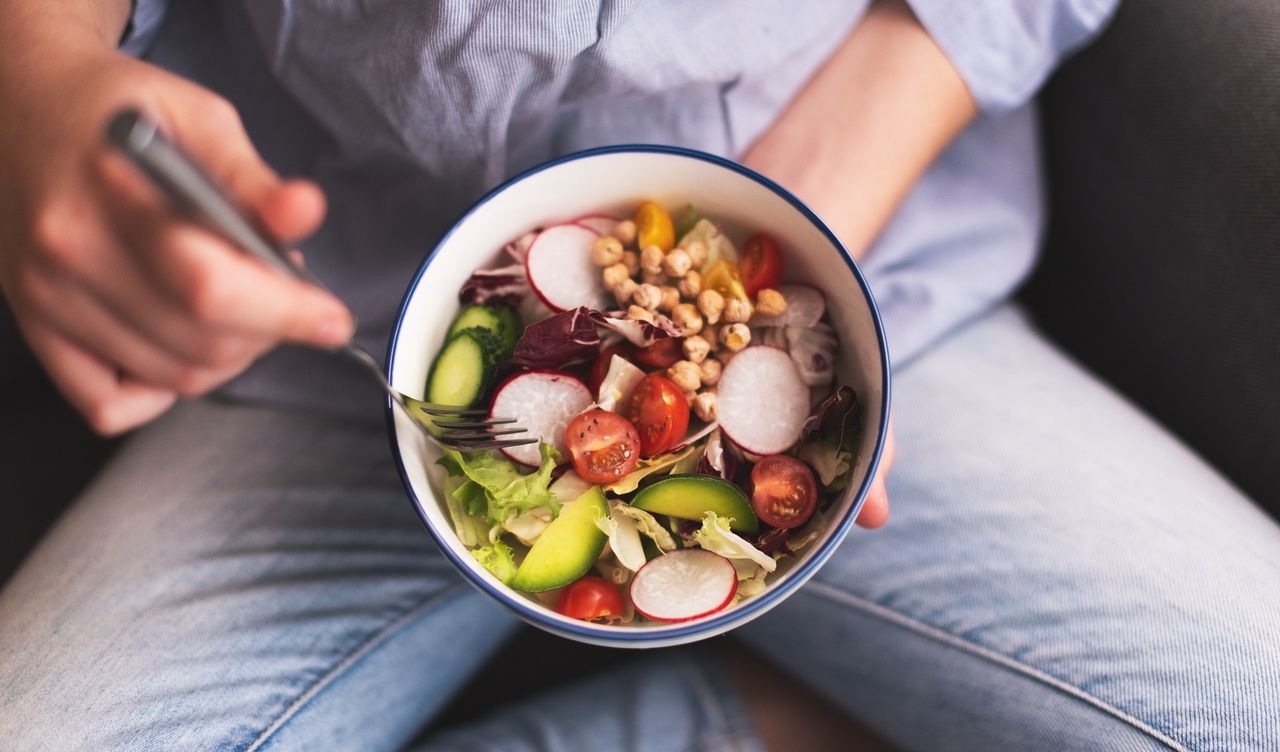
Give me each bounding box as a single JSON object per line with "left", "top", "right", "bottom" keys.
{"left": 739, "top": 233, "right": 784, "bottom": 298}
{"left": 628, "top": 374, "right": 690, "bottom": 457}
{"left": 556, "top": 577, "right": 626, "bottom": 624}
{"left": 588, "top": 344, "right": 635, "bottom": 395}
{"left": 633, "top": 200, "right": 675, "bottom": 252}
{"left": 750, "top": 455, "right": 817, "bottom": 529}
{"left": 565, "top": 409, "right": 641, "bottom": 484}
{"left": 633, "top": 337, "right": 683, "bottom": 369}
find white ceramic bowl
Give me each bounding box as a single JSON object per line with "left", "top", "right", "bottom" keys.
{"left": 387, "top": 146, "right": 890, "bottom": 648}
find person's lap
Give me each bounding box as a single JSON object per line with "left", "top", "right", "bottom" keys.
{"left": 740, "top": 305, "right": 1280, "bottom": 750}
{"left": 2, "top": 303, "right": 1276, "bottom": 750}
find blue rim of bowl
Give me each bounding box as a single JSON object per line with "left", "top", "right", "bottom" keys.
{"left": 385, "top": 144, "right": 891, "bottom": 643}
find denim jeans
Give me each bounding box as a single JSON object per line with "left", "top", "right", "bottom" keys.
{"left": 1, "top": 305, "right": 1276, "bottom": 751}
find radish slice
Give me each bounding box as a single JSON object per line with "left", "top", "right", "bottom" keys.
{"left": 490, "top": 371, "right": 593, "bottom": 466}
{"left": 717, "top": 346, "right": 809, "bottom": 455}
{"left": 750, "top": 284, "right": 826, "bottom": 328}
{"left": 572, "top": 214, "right": 620, "bottom": 237}
{"left": 630, "top": 549, "right": 737, "bottom": 623}
{"left": 525, "top": 224, "right": 610, "bottom": 312}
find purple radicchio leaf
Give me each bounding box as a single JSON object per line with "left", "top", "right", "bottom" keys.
{"left": 801, "top": 385, "right": 859, "bottom": 453}
{"left": 504, "top": 230, "right": 540, "bottom": 264}
{"left": 512, "top": 307, "right": 603, "bottom": 369}
{"left": 597, "top": 310, "right": 679, "bottom": 346}
{"left": 696, "top": 429, "right": 744, "bottom": 483}
{"left": 459, "top": 263, "right": 529, "bottom": 306}
{"left": 755, "top": 527, "right": 795, "bottom": 558}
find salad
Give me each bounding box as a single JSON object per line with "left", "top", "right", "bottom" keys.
{"left": 425, "top": 200, "right": 859, "bottom": 625}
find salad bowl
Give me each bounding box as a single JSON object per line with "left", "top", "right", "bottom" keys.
{"left": 386, "top": 145, "right": 890, "bottom": 648}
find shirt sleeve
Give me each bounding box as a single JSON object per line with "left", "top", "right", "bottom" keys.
{"left": 905, "top": 0, "right": 1120, "bottom": 114}
{"left": 118, "top": 0, "right": 169, "bottom": 56}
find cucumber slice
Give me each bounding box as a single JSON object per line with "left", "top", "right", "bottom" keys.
{"left": 448, "top": 304, "right": 521, "bottom": 360}
{"left": 426, "top": 329, "right": 498, "bottom": 407}
{"left": 508, "top": 487, "right": 608, "bottom": 593}
{"left": 632, "top": 475, "right": 759, "bottom": 534}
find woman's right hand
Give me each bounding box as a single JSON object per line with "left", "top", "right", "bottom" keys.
{"left": 0, "top": 21, "right": 353, "bottom": 435}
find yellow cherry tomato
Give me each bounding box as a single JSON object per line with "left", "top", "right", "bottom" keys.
{"left": 633, "top": 200, "right": 675, "bottom": 252}
{"left": 701, "top": 259, "right": 749, "bottom": 302}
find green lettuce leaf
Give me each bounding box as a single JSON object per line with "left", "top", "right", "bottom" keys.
{"left": 471, "top": 539, "right": 517, "bottom": 583}
{"left": 693, "top": 511, "right": 776, "bottom": 572}
{"left": 441, "top": 474, "right": 490, "bottom": 547}
{"left": 439, "top": 443, "right": 562, "bottom": 524}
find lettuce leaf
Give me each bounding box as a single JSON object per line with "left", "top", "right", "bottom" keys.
{"left": 438, "top": 443, "right": 561, "bottom": 524}
{"left": 442, "top": 474, "right": 490, "bottom": 547}
{"left": 797, "top": 441, "right": 853, "bottom": 488}
{"left": 470, "top": 539, "right": 517, "bottom": 583}
{"left": 604, "top": 444, "right": 698, "bottom": 495}
{"left": 595, "top": 503, "right": 647, "bottom": 572}
{"left": 596, "top": 354, "right": 645, "bottom": 412}
{"left": 693, "top": 511, "right": 776, "bottom": 572}
{"left": 613, "top": 504, "right": 678, "bottom": 552}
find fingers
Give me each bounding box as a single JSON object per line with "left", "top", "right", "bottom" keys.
{"left": 34, "top": 195, "right": 273, "bottom": 369}
{"left": 856, "top": 421, "right": 896, "bottom": 529}
{"left": 21, "top": 318, "right": 176, "bottom": 436}
{"left": 94, "top": 151, "right": 352, "bottom": 348}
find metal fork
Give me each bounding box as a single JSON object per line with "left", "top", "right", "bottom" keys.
{"left": 105, "top": 109, "right": 535, "bottom": 452}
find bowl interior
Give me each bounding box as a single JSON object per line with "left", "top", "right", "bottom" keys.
{"left": 387, "top": 148, "right": 888, "bottom": 643}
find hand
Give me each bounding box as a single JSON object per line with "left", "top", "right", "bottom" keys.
{"left": 0, "top": 28, "right": 352, "bottom": 435}
{"left": 855, "top": 422, "right": 893, "bottom": 528}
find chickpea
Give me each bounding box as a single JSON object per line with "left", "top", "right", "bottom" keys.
{"left": 755, "top": 288, "right": 788, "bottom": 316}
{"left": 612, "top": 219, "right": 637, "bottom": 246}
{"left": 682, "top": 334, "right": 711, "bottom": 364}
{"left": 699, "top": 357, "right": 722, "bottom": 386}
{"left": 696, "top": 289, "right": 725, "bottom": 325}
{"left": 662, "top": 248, "right": 692, "bottom": 278}
{"left": 685, "top": 239, "right": 708, "bottom": 267}
{"left": 602, "top": 263, "right": 630, "bottom": 290}
{"left": 656, "top": 286, "right": 681, "bottom": 312}
{"left": 722, "top": 323, "right": 751, "bottom": 351}
{"left": 633, "top": 283, "right": 663, "bottom": 311}
{"left": 671, "top": 302, "right": 703, "bottom": 335}
{"left": 723, "top": 297, "right": 753, "bottom": 323}
{"left": 591, "top": 236, "right": 624, "bottom": 266}
{"left": 668, "top": 360, "right": 702, "bottom": 392}
{"left": 621, "top": 250, "right": 641, "bottom": 277}
{"left": 702, "top": 324, "right": 719, "bottom": 349}
{"left": 684, "top": 390, "right": 698, "bottom": 405}
{"left": 641, "top": 270, "right": 667, "bottom": 286}
{"left": 693, "top": 391, "right": 718, "bottom": 422}
{"left": 626, "top": 304, "right": 655, "bottom": 323}
{"left": 640, "top": 245, "right": 666, "bottom": 275}
{"left": 613, "top": 278, "right": 638, "bottom": 305}
{"left": 677, "top": 270, "right": 702, "bottom": 299}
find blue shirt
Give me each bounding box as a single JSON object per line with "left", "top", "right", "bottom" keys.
{"left": 125, "top": 0, "right": 1118, "bottom": 415}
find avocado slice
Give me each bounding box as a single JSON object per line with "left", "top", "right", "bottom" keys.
{"left": 630, "top": 475, "right": 758, "bottom": 534}
{"left": 508, "top": 487, "right": 608, "bottom": 593}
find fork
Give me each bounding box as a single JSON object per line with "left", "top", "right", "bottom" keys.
{"left": 105, "top": 109, "right": 535, "bottom": 452}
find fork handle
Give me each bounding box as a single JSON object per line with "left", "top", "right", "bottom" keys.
{"left": 105, "top": 108, "right": 332, "bottom": 293}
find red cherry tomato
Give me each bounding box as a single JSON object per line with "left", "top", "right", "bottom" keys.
{"left": 739, "top": 233, "right": 784, "bottom": 298}
{"left": 588, "top": 344, "right": 635, "bottom": 394}
{"left": 633, "top": 338, "right": 683, "bottom": 369}
{"left": 750, "top": 455, "right": 817, "bottom": 529}
{"left": 556, "top": 577, "right": 626, "bottom": 623}
{"left": 565, "top": 409, "right": 641, "bottom": 484}
{"left": 628, "top": 374, "right": 690, "bottom": 457}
